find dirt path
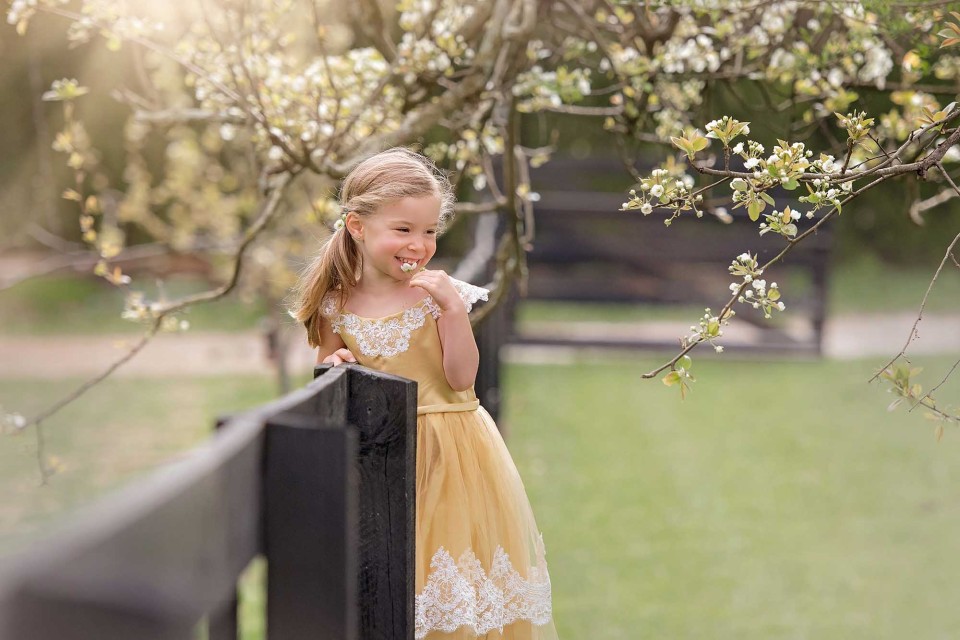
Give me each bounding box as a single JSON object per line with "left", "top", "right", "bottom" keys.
{"left": 2, "top": 312, "right": 958, "bottom": 378}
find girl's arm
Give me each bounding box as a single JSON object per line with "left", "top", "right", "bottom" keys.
{"left": 315, "top": 316, "right": 357, "bottom": 365}
{"left": 410, "top": 271, "right": 479, "bottom": 391}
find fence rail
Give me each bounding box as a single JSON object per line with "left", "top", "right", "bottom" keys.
{"left": 0, "top": 364, "right": 416, "bottom": 640}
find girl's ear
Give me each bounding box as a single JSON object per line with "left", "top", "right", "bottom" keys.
{"left": 344, "top": 211, "right": 364, "bottom": 240}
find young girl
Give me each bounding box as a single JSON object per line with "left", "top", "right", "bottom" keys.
{"left": 291, "top": 148, "right": 558, "bottom": 640}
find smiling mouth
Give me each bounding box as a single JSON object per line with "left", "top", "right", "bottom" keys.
{"left": 397, "top": 257, "right": 419, "bottom": 272}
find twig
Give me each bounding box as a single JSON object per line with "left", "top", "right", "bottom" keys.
{"left": 909, "top": 357, "right": 960, "bottom": 413}
{"left": 133, "top": 108, "right": 246, "bottom": 125}
{"left": 0, "top": 239, "right": 237, "bottom": 291}
{"left": 641, "top": 167, "right": 890, "bottom": 379}
{"left": 27, "top": 223, "right": 84, "bottom": 252}
{"left": 34, "top": 420, "right": 50, "bottom": 485}
{"left": 455, "top": 199, "right": 508, "bottom": 215}
{"left": 24, "top": 317, "right": 163, "bottom": 432}
{"left": 541, "top": 104, "right": 622, "bottom": 117}
{"left": 871, "top": 228, "right": 960, "bottom": 382}
{"left": 909, "top": 184, "right": 958, "bottom": 226}
{"left": 154, "top": 172, "right": 292, "bottom": 315}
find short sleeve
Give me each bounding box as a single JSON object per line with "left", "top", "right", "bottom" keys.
{"left": 449, "top": 277, "right": 490, "bottom": 313}
{"left": 320, "top": 292, "right": 343, "bottom": 333}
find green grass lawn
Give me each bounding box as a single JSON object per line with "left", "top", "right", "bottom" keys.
{"left": 3, "top": 357, "right": 960, "bottom": 638}
{"left": 506, "top": 356, "right": 960, "bottom": 639}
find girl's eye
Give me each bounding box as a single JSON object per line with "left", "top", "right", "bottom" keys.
{"left": 426, "top": 229, "right": 437, "bottom": 235}
{"left": 396, "top": 227, "right": 409, "bottom": 232}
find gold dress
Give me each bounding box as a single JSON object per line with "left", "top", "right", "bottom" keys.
{"left": 322, "top": 278, "right": 558, "bottom": 640}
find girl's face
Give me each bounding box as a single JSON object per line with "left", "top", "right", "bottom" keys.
{"left": 349, "top": 194, "right": 441, "bottom": 284}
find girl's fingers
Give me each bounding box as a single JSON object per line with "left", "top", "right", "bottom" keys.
{"left": 322, "top": 350, "right": 355, "bottom": 366}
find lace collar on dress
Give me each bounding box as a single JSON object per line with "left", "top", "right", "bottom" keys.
{"left": 321, "top": 277, "right": 489, "bottom": 358}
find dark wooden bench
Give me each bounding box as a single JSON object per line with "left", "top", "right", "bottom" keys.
{"left": 473, "top": 157, "right": 834, "bottom": 419}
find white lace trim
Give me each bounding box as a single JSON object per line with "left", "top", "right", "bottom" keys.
{"left": 330, "top": 297, "right": 442, "bottom": 358}
{"left": 450, "top": 278, "right": 490, "bottom": 312}
{"left": 322, "top": 278, "right": 490, "bottom": 358}
{"left": 415, "top": 535, "right": 552, "bottom": 639}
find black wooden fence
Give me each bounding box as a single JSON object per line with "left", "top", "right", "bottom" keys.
{"left": 0, "top": 364, "right": 416, "bottom": 640}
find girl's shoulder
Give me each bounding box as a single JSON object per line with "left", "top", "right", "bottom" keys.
{"left": 320, "top": 288, "right": 345, "bottom": 319}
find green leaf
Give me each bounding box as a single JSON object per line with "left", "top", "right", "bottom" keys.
{"left": 782, "top": 178, "right": 798, "bottom": 191}
{"left": 680, "top": 355, "right": 693, "bottom": 370}
{"left": 748, "top": 200, "right": 762, "bottom": 221}
{"left": 671, "top": 136, "right": 691, "bottom": 154}
{"left": 662, "top": 371, "right": 682, "bottom": 387}
{"left": 760, "top": 191, "right": 775, "bottom": 205}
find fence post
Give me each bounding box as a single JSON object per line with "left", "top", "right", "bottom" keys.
{"left": 313, "top": 364, "right": 417, "bottom": 640}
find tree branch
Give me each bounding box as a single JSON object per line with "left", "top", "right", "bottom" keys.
{"left": 871, "top": 228, "right": 960, "bottom": 382}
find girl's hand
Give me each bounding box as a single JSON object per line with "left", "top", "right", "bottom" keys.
{"left": 322, "top": 348, "right": 357, "bottom": 366}
{"left": 409, "top": 270, "right": 462, "bottom": 313}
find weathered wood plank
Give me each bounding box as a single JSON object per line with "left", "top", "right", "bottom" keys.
{"left": 0, "top": 413, "right": 265, "bottom": 640}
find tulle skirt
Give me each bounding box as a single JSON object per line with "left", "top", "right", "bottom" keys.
{"left": 415, "top": 405, "right": 559, "bottom": 640}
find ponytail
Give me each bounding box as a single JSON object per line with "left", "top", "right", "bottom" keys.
{"left": 290, "top": 226, "right": 361, "bottom": 348}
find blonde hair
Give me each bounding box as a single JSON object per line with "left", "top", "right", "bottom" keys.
{"left": 290, "top": 147, "right": 456, "bottom": 347}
